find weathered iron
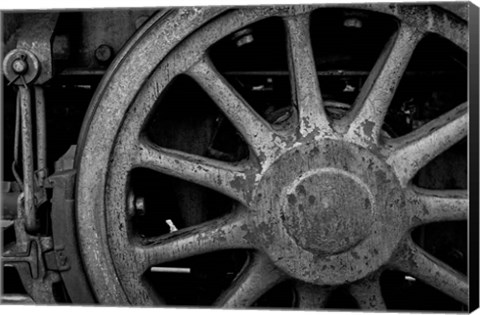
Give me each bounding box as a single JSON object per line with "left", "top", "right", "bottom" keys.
{"left": 73, "top": 4, "right": 468, "bottom": 308}
{"left": 0, "top": 1, "right": 470, "bottom": 309}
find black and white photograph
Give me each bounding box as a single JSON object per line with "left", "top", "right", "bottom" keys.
{"left": 1, "top": 1, "right": 479, "bottom": 313}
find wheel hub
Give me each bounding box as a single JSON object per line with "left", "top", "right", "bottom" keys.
{"left": 250, "top": 139, "right": 407, "bottom": 285}
{"left": 282, "top": 169, "right": 373, "bottom": 255}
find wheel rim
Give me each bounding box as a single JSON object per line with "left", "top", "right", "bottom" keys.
{"left": 76, "top": 4, "right": 468, "bottom": 308}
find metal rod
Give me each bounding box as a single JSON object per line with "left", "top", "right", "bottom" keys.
{"left": 18, "top": 86, "right": 38, "bottom": 232}
{"left": 59, "top": 68, "right": 106, "bottom": 76}
{"left": 12, "top": 93, "right": 23, "bottom": 189}
{"left": 150, "top": 267, "right": 191, "bottom": 274}
{"left": 34, "top": 86, "right": 47, "bottom": 185}
{"left": 56, "top": 68, "right": 451, "bottom": 78}
{"left": 1, "top": 294, "right": 35, "bottom": 304}
{"left": 222, "top": 70, "right": 451, "bottom": 77}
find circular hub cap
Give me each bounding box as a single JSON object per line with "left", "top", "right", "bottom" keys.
{"left": 250, "top": 140, "right": 406, "bottom": 285}
{"left": 283, "top": 169, "right": 373, "bottom": 255}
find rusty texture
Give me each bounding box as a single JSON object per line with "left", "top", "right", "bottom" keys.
{"left": 285, "top": 13, "right": 331, "bottom": 136}
{"left": 16, "top": 13, "right": 59, "bottom": 84}
{"left": 2, "top": 200, "right": 61, "bottom": 304}
{"left": 295, "top": 283, "right": 332, "bottom": 308}
{"left": 2, "top": 49, "right": 40, "bottom": 85}
{"left": 34, "top": 87, "right": 48, "bottom": 186}
{"left": 74, "top": 4, "right": 468, "bottom": 308}
{"left": 344, "top": 23, "right": 423, "bottom": 145}
{"left": 349, "top": 271, "right": 386, "bottom": 310}
{"left": 385, "top": 102, "right": 468, "bottom": 186}
{"left": 18, "top": 87, "right": 38, "bottom": 233}
{"left": 390, "top": 236, "right": 468, "bottom": 304}
{"left": 214, "top": 253, "right": 286, "bottom": 307}
{"left": 49, "top": 152, "right": 96, "bottom": 304}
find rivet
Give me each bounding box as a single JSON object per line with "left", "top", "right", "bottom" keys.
{"left": 95, "top": 44, "right": 114, "bottom": 63}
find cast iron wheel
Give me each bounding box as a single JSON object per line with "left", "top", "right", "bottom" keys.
{"left": 75, "top": 4, "right": 468, "bottom": 309}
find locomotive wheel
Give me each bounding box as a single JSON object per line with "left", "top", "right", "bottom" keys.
{"left": 75, "top": 5, "right": 468, "bottom": 308}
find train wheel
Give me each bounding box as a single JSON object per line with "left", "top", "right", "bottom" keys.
{"left": 75, "top": 4, "right": 468, "bottom": 309}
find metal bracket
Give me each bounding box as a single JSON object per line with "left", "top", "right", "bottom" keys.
{"left": 47, "top": 145, "right": 96, "bottom": 303}
{"left": 16, "top": 13, "right": 59, "bottom": 84}
{"left": 43, "top": 247, "right": 71, "bottom": 272}
{"left": 3, "top": 241, "right": 40, "bottom": 279}
{"left": 2, "top": 228, "right": 59, "bottom": 304}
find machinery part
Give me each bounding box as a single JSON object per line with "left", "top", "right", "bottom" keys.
{"left": 94, "top": 44, "right": 114, "bottom": 64}
{"left": 3, "top": 241, "right": 40, "bottom": 279}
{"left": 12, "top": 59, "right": 28, "bottom": 74}
{"left": 1, "top": 294, "right": 35, "bottom": 304}
{"left": 2, "top": 182, "right": 21, "bottom": 220}
{"left": 48, "top": 148, "right": 96, "bottom": 303}
{"left": 18, "top": 86, "right": 38, "bottom": 233}
{"left": 2, "top": 202, "right": 60, "bottom": 304}
{"left": 15, "top": 13, "right": 59, "bottom": 84}
{"left": 2, "top": 49, "right": 40, "bottom": 85}
{"left": 34, "top": 87, "right": 48, "bottom": 187}
{"left": 74, "top": 4, "right": 468, "bottom": 308}
{"left": 4, "top": 84, "right": 48, "bottom": 233}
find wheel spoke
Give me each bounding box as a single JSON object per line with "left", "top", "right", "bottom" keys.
{"left": 135, "top": 138, "right": 253, "bottom": 204}
{"left": 349, "top": 273, "right": 386, "bottom": 310}
{"left": 346, "top": 24, "right": 423, "bottom": 144}
{"left": 391, "top": 238, "right": 468, "bottom": 305}
{"left": 215, "top": 252, "right": 286, "bottom": 307}
{"left": 284, "top": 14, "right": 331, "bottom": 136}
{"left": 386, "top": 102, "right": 467, "bottom": 186}
{"left": 136, "top": 211, "right": 254, "bottom": 272}
{"left": 188, "top": 58, "right": 285, "bottom": 162}
{"left": 408, "top": 187, "right": 468, "bottom": 228}
{"left": 295, "top": 282, "right": 331, "bottom": 309}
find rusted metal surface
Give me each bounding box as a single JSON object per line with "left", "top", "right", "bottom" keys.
{"left": 437, "top": 2, "right": 469, "bottom": 21}
{"left": 73, "top": 4, "right": 468, "bottom": 308}
{"left": 188, "top": 58, "right": 287, "bottom": 163}
{"left": 34, "top": 87, "right": 48, "bottom": 186}
{"left": 136, "top": 210, "right": 252, "bottom": 269}
{"left": 385, "top": 102, "right": 468, "bottom": 186}
{"left": 214, "top": 253, "right": 286, "bottom": 307}
{"left": 406, "top": 187, "right": 468, "bottom": 228}
{"left": 389, "top": 236, "right": 468, "bottom": 304}
{"left": 48, "top": 146, "right": 96, "bottom": 304}
{"left": 285, "top": 13, "right": 331, "bottom": 136}
{"left": 18, "top": 87, "right": 38, "bottom": 233}
{"left": 2, "top": 49, "right": 40, "bottom": 85}
{"left": 2, "top": 202, "right": 61, "bottom": 304}
{"left": 77, "top": 10, "right": 156, "bottom": 68}
{"left": 295, "top": 283, "right": 332, "bottom": 309}
{"left": 135, "top": 138, "right": 252, "bottom": 203}
{"left": 349, "top": 271, "right": 386, "bottom": 310}
{"left": 16, "top": 13, "right": 59, "bottom": 84}
{"left": 344, "top": 24, "right": 423, "bottom": 144}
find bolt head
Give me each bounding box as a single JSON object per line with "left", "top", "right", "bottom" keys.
{"left": 95, "top": 45, "right": 114, "bottom": 63}
{"left": 12, "top": 59, "right": 28, "bottom": 74}
{"left": 344, "top": 17, "right": 363, "bottom": 28}
{"left": 135, "top": 197, "right": 146, "bottom": 216}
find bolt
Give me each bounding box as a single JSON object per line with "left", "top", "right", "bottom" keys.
{"left": 232, "top": 28, "right": 254, "bottom": 47}
{"left": 135, "top": 196, "right": 146, "bottom": 216}
{"left": 344, "top": 17, "right": 363, "bottom": 29}
{"left": 95, "top": 44, "right": 114, "bottom": 63}
{"left": 12, "top": 58, "right": 28, "bottom": 74}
